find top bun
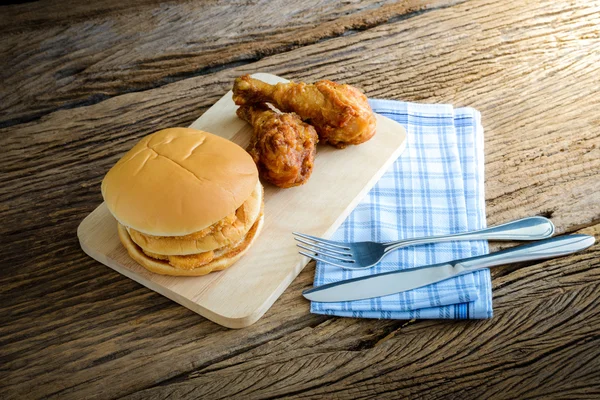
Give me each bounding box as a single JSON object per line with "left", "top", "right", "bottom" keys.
{"left": 101, "top": 127, "right": 258, "bottom": 236}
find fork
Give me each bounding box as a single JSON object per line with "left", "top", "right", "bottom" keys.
{"left": 294, "top": 216, "right": 555, "bottom": 270}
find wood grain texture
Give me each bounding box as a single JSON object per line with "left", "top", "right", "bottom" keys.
{"left": 0, "top": 0, "right": 460, "bottom": 127}
{"left": 123, "top": 226, "right": 600, "bottom": 400}
{"left": 1, "top": 0, "right": 600, "bottom": 398}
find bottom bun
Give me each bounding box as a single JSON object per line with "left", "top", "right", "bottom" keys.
{"left": 118, "top": 214, "right": 264, "bottom": 276}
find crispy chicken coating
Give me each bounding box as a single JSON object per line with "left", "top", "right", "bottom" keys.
{"left": 237, "top": 103, "right": 318, "bottom": 188}
{"left": 233, "top": 75, "right": 376, "bottom": 148}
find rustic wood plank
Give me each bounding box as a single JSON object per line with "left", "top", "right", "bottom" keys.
{"left": 0, "top": 0, "right": 181, "bottom": 28}
{"left": 0, "top": 0, "right": 460, "bottom": 127}
{"left": 1, "top": 0, "right": 599, "bottom": 398}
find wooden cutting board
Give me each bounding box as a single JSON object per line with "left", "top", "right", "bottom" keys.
{"left": 78, "top": 73, "right": 406, "bottom": 328}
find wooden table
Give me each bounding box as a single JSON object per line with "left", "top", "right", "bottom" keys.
{"left": 2, "top": 1, "right": 599, "bottom": 398}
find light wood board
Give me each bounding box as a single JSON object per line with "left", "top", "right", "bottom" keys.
{"left": 77, "top": 73, "right": 406, "bottom": 328}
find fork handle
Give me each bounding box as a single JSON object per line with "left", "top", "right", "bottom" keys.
{"left": 384, "top": 216, "right": 554, "bottom": 253}
{"left": 457, "top": 234, "right": 595, "bottom": 271}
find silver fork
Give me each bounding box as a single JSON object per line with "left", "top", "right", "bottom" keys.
{"left": 294, "top": 216, "right": 555, "bottom": 270}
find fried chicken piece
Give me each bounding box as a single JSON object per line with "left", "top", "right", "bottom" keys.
{"left": 233, "top": 75, "right": 376, "bottom": 148}
{"left": 237, "top": 103, "right": 318, "bottom": 188}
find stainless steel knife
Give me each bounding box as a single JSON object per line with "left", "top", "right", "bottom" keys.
{"left": 302, "top": 234, "right": 595, "bottom": 303}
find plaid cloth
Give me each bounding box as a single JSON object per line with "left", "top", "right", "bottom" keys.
{"left": 311, "top": 99, "right": 493, "bottom": 319}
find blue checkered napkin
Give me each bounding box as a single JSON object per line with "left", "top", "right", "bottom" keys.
{"left": 311, "top": 100, "right": 493, "bottom": 319}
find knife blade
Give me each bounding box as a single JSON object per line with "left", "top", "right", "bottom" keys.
{"left": 303, "top": 261, "right": 465, "bottom": 302}
{"left": 303, "top": 234, "right": 595, "bottom": 303}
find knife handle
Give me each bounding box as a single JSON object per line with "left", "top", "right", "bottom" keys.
{"left": 457, "top": 234, "right": 595, "bottom": 271}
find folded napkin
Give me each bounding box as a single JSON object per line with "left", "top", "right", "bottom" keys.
{"left": 311, "top": 100, "right": 493, "bottom": 319}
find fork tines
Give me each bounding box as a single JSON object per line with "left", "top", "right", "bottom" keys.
{"left": 292, "top": 232, "right": 355, "bottom": 267}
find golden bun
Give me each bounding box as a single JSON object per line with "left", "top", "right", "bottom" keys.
{"left": 126, "top": 181, "right": 263, "bottom": 255}
{"left": 101, "top": 127, "right": 258, "bottom": 236}
{"left": 117, "top": 214, "right": 264, "bottom": 276}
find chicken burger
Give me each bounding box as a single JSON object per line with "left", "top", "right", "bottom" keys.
{"left": 101, "top": 127, "right": 264, "bottom": 276}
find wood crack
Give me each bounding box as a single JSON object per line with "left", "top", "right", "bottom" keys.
{"left": 130, "top": 314, "right": 327, "bottom": 394}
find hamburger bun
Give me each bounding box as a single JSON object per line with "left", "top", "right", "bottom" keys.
{"left": 101, "top": 127, "right": 258, "bottom": 236}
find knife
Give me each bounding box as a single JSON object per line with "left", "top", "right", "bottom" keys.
{"left": 303, "top": 234, "right": 595, "bottom": 303}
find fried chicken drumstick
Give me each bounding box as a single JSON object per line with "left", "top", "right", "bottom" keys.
{"left": 237, "top": 104, "right": 318, "bottom": 188}
{"left": 233, "top": 75, "right": 376, "bottom": 148}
